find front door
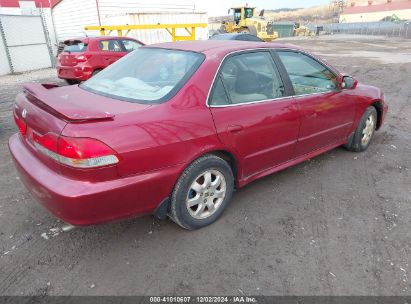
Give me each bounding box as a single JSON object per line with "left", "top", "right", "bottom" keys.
{"left": 276, "top": 50, "right": 356, "bottom": 156}
{"left": 209, "top": 51, "right": 300, "bottom": 179}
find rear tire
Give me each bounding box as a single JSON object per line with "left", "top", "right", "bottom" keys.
{"left": 92, "top": 69, "right": 102, "bottom": 77}
{"left": 239, "top": 26, "right": 257, "bottom": 36}
{"left": 219, "top": 25, "right": 227, "bottom": 33}
{"left": 65, "top": 79, "right": 80, "bottom": 85}
{"left": 346, "top": 106, "right": 377, "bottom": 152}
{"left": 169, "top": 155, "right": 234, "bottom": 230}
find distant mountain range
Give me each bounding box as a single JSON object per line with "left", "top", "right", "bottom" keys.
{"left": 266, "top": 8, "right": 302, "bottom": 13}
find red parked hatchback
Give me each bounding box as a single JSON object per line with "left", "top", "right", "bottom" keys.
{"left": 57, "top": 36, "right": 144, "bottom": 84}
{"left": 10, "top": 41, "right": 387, "bottom": 230}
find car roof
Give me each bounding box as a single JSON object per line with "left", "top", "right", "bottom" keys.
{"left": 210, "top": 33, "right": 263, "bottom": 40}
{"left": 211, "top": 33, "right": 249, "bottom": 38}
{"left": 148, "top": 40, "right": 294, "bottom": 56}
{"left": 63, "top": 36, "right": 137, "bottom": 43}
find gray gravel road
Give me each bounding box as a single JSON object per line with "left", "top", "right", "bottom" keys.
{"left": 0, "top": 36, "right": 410, "bottom": 296}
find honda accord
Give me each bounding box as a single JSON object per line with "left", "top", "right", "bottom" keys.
{"left": 9, "top": 41, "right": 388, "bottom": 230}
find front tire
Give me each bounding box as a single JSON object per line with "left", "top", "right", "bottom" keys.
{"left": 346, "top": 106, "right": 377, "bottom": 152}
{"left": 169, "top": 155, "right": 234, "bottom": 230}
{"left": 239, "top": 26, "right": 257, "bottom": 36}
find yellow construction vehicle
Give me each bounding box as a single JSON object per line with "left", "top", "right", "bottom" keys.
{"left": 219, "top": 6, "right": 278, "bottom": 41}
{"left": 294, "top": 22, "right": 311, "bottom": 36}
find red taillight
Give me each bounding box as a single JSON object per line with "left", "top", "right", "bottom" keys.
{"left": 33, "top": 133, "right": 119, "bottom": 168}
{"left": 14, "top": 112, "right": 27, "bottom": 135}
{"left": 34, "top": 132, "right": 58, "bottom": 152}
{"left": 76, "top": 54, "right": 91, "bottom": 62}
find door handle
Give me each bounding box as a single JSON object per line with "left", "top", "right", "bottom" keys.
{"left": 227, "top": 125, "right": 244, "bottom": 133}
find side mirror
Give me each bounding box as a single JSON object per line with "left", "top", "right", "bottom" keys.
{"left": 340, "top": 76, "right": 358, "bottom": 89}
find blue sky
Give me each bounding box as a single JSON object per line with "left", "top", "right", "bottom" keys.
{"left": 195, "top": 0, "right": 332, "bottom": 16}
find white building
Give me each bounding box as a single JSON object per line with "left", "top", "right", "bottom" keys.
{"left": 340, "top": 0, "right": 411, "bottom": 23}
{"left": 52, "top": 0, "right": 208, "bottom": 44}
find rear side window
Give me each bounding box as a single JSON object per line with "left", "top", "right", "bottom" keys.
{"left": 121, "top": 40, "right": 142, "bottom": 52}
{"left": 63, "top": 41, "right": 87, "bottom": 52}
{"left": 277, "top": 51, "right": 338, "bottom": 96}
{"left": 209, "top": 77, "right": 230, "bottom": 105}
{"left": 99, "top": 40, "right": 123, "bottom": 52}
{"left": 209, "top": 51, "right": 285, "bottom": 106}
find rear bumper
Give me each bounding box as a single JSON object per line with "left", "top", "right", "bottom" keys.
{"left": 9, "top": 133, "right": 183, "bottom": 226}
{"left": 57, "top": 65, "right": 93, "bottom": 81}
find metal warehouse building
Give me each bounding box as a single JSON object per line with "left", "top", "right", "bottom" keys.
{"left": 340, "top": 0, "right": 411, "bottom": 22}
{"left": 0, "top": 0, "right": 208, "bottom": 75}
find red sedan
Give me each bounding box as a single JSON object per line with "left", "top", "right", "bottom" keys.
{"left": 10, "top": 41, "right": 387, "bottom": 230}
{"left": 57, "top": 36, "right": 143, "bottom": 84}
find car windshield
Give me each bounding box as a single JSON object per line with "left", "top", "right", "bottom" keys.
{"left": 80, "top": 48, "right": 204, "bottom": 104}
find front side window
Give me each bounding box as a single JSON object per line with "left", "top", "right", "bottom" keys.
{"left": 277, "top": 51, "right": 338, "bottom": 96}
{"left": 121, "top": 40, "right": 142, "bottom": 52}
{"left": 81, "top": 48, "right": 204, "bottom": 104}
{"left": 99, "top": 40, "right": 122, "bottom": 52}
{"left": 209, "top": 51, "right": 285, "bottom": 106}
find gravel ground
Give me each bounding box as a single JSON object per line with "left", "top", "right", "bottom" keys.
{"left": 0, "top": 35, "right": 410, "bottom": 296}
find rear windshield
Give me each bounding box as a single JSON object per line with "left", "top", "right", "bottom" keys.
{"left": 80, "top": 48, "right": 204, "bottom": 104}
{"left": 63, "top": 41, "right": 87, "bottom": 52}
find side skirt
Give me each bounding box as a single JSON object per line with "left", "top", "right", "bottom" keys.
{"left": 238, "top": 139, "right": 347, "bottom": 188}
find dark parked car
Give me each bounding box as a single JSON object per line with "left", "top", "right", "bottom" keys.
{"left": 10, "top": 41, "right": 387, "bottom": 230}
{"left": 210, "top": 33, "right": 264, "bottom": 42}
{"left": 57, "top": 36, "right": 144, "bottom": 84}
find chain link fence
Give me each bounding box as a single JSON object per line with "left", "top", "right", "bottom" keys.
{"left": 307, "top": 21, "right": 411, "bottom": 38}
{"left": 0, "top": 13, "right": 54, "bottom": 76}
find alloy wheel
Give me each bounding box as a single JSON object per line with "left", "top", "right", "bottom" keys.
{"left": 186, "top": 170, "right": 227, "bottom": 220}
{"left": 361, "top": 114, "right": 376, "bottom": 146}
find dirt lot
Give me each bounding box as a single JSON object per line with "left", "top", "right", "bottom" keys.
{"left": 0, "top": 35, "right": 410, "bottom": 296}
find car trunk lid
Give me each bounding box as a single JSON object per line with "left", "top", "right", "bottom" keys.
{"left": 15, "top": 83, "right": 151, "bottom": 171}
{"left": 23, "top": 83, "right": 117, "bottom": 122}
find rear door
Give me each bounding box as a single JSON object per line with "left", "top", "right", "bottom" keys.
{"left": 209, "top": 50, "right": 300, "bottom": 179}
{"left": 98, "top": 39, "right": 127, "bottom": 66}
{"left": 276, "top": 50, "right": 356, "bottom": 156}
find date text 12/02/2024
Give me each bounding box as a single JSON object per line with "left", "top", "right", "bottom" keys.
{"left": 149, "top": 296, "right": 257, "bottom": 303}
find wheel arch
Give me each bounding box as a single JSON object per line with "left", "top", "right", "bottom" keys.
{"left": 184, "top": 148, "right": 241, "bottom": 188}
{"left": 92, "top": 67, "right": 104, "bottom": 74}
{"left": 246, "top": 25, "right": 257, "bottom": 35}
{"left": 155, "top": 148, "right": 241, "bottom": 220}
{"left": 370, "top": 99, "right": 383, "bottom": 130}
{"left": 207, "top": 150, "right": 239, "bottom": 185}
